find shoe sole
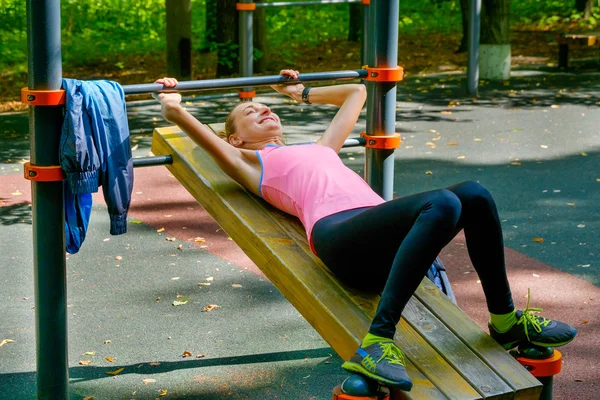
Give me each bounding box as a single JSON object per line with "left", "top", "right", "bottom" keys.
{"left": 341, "top": 361, "right": 413, "bottom": 391}
{"left": 500, "top": 337, "right": 576, "bottom": 350}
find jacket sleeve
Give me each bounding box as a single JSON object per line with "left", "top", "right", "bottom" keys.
{"left": 59, "top": 79, "right": 101, "bottom": 194}
{"left": 89, "top": 81, "right": 134, "bottom": 235}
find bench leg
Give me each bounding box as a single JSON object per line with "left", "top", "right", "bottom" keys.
{"left": 558, "top": 43, "right": 569, "bottom": 68}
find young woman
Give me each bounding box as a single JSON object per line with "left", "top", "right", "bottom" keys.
{"left": 153, "top": 70, "right": 577, "bottom": 391}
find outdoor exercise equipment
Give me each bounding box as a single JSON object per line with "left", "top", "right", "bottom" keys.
{"left": 24, "top": 0, "right": 540, "bottom": 398}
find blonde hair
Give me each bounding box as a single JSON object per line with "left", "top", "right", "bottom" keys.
{"left": 216, "top": 103, "right": 243, "bottom": 143}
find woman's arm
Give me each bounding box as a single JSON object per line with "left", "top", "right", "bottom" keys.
{"left": 271, "top": 70, "right": 366, "bottom": 153}
{"left": 153, "top": 79, "right": 251, "bottom": 185}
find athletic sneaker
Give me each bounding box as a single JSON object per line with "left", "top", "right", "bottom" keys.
{"left": 342, "top": 342, "right": 413, "bottom": 391}
{"left": 489, "top": 296, "right": 577, "bottom": 350}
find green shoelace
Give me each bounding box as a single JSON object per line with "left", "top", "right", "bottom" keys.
{"left": 517, "top": 289, "right": 551, "bottom": 340}
{"left": 377, "top": 343, "right": 406, "bottom": 366}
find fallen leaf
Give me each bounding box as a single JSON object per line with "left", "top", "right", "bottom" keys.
{"left": 196, "top": 354, "right": 205, "bottom": 358}
{"left": 581, "top": 320, "right": 589, "bottom": 324}
{"left": 203, "top": 304, "right": 221, "bottom": 312}
{"left": 0, "top": 339, "right": 15, "bottom": 347}
{"left": 156, "top": 297, "right": 161, "bottom": 302}
{"left": 104, "top": 340, "right": 111, "bottom": 344}
{"left": 194, "top": 237, "right": 206, "bottom": 242}
{"left": 105, "top": 367, "right": 124, "bottom": 376}
{"left": 198, "top": 282, "right": 211, "bottom": 286}
{"left": 566, "top": 203, "right": 575, "bottom": 206}
{"left": 105, "top": 357, "right": 115, "bottom": 362}
{"left": 182, "top": 351, "right": 192, "bottom": 358}
{"left": 577, "top": 224, "right": 585, "bottom": 228}
{"left": 11, "top": 191, "right": 22, "bottom": 196}
{"left": 473, "top": 138, "right": 482, "bottom": 141}
{"left": 551, "top": 104, "right": 560, "bottom": 108}
{"left": 532, "top": 238, "right": 544, "bottom": 243}
{"left": 164, "top": 214, "right": 173, "bottom": 218}
{"left": 227, "top": 237, "right": 233, "bottom": 241}
{"left": 173, "top": 299, "right": 189, "bottom": 306}
{"left": 171, "top": 277, "right": 180, "bottom": 280}
{"left": 447, "top": 142, "right": 458, "bottom": 146}
{"left": 131, "top": 144, "right": 139, "bottom": 151}
{"left": 457, "top": 155, "right": 466, "bottom": 159}
{"left": 425, "top": 171, "right": 433, "bottom": 175}
{"left": 83, "top": 351, "right": 95, "bottom": 356}
{"left": 510, "top": 162, "right": 521, "bottom": 166}
{"left": 205, "top": 277, "right": 214, "bottom": 281}
{"left": 426, "top": 142, "right": 436, "bottom": 147}
{"left": 83, "top": 397, "right": 95, "bottom": 400}
{"left": 159, "top": 389, "right": 168, "bottom": 396}
{"left": 581, "top": 152, "right": 588, "bottom": 156}
{"left": 115, "top": 256, "right": 123, "bottom": 261}
{"left": 540, "top": 145, "right": 548, "bottom": 149}
{"left": 130, "top": 219, "right": 143, "bottom": 224}
{"left": 157, "top": 227, "right": 165, "bottom": 233}
{"left": 532, "top": 273, "right": 540, "bottom": 278}
{"left": 149, "top": 362, "right": 161, "bottom": 367}
{"left": 232, "top": 284, "right": 242, "bottom": 288}
{"left": 177, "top": 244, "right": 183, "bottom": 250}
{"left": 440, "top": 111, "right": 452, "bottom": 115}
{"left": 166, "top": 237, "right": 176, "bottom": 242}
{"left": 143, "top": 378, "right": 157, "bottom": 384}
{"left": 79, "top": 360, "right": 92, "bottom": 365}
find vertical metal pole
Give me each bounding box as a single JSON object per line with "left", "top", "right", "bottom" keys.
{"left": 26, "top": 0, "right": 69, "bottom": 398}
{"left": 365, "top": 0, "right": 398, "bottom": 200}
{"left": 239, "top": 0, "right": 254, "bottom": 99}
{"left": 166, "top": 0, "right": 192, "bottom": 80}
{"left": 361, "top": 1, "right": 369, "bottom": 67}
{"left": 466, "top": 0, "right": 481, "bottom": 96}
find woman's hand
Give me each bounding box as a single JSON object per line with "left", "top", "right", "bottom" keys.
{"left": 270, "top": 69, "right": 304, "bottom": 102}
{"left": 152, "top": 77, "right": 182, "bottom": 105}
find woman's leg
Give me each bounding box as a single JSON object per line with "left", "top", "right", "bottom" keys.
{"left": 446, "top": 181, "right": 514, "bottom": 315}
{"left": 312, "top": 188, "right": 463, "bottom": 339}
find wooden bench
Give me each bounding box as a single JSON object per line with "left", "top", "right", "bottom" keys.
{"left": 151, "top": 125, "right": 543, "bottom": 399}
{"left": 558, "top": 32, "right": 600, "bottom": 68}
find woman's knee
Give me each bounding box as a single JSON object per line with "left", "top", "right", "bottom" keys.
{"left": 454, "top": 181, "right": 496, "bottom": 208}
{"left": 426, "top": 189, "right": 462, "bottom": 225}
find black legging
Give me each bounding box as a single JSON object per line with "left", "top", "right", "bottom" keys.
{"left": 311, "top": 181, "right": 514, "bottom": 339}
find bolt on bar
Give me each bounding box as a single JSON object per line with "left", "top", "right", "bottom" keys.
{"left": 256, "top": 0, "right": 362, "bottom": 7}
{"left": 122, "top": 70, "right": 367, "bottom": 95}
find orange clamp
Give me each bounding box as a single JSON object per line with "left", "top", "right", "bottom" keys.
{"left": 24, "top": 162, "right": 66, "bottom": 182}
{"left": 236, "top": 2, "right": 256, "bottom": 10}
{"left": 21, "top": 88, "right": 66, "bottom": 106}
{"left": 517, "top": 350, "right": 562, "bottom": 378}
{"left": 238, "top": 90, "right": 256, "bottom": 99}
{"left": 361, "top": 0, "right": 370, "bottom": 4}
{"left": 360, "top": 132, "right": 401, "bottom": 150}
{"left": 362, "top": 66, "right": 404, "bottom": 82}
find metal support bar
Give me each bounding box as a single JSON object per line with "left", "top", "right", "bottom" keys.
{"left": 364, "top": 0, "right": 399, "bottom": 200}
{"left": 122, "top": 70, "right": 367, "bottom": 95}
{"left": 295, "top": 137, "right": 366, "bottom": 148}
{"left": 256, "top": 0, "right": 362, "bottom": 7}
{"left": 239, "top": 0, "right": 254, "bottom": 99}
{"left": 466, "top": 0, "right": 481, "bottom": 96}
{"left": 132, "top": 155, "right": 173, "bottom": 168}
{"left": 26, "top": 0, "right": 69, "bottom": 398}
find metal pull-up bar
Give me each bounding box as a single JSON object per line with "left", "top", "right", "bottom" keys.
{"left": 122, "top": 70, "right": 368, "bottom": 95}
{"left": 256, "top": 0, "right": 364, "bottom": 7}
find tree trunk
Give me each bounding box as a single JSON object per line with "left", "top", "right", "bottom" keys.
{"left": 166, "top": 0, "right": 192, "bottom": 79}
{"left": 575, "top": 0, "right": 594, "bottom": 19}
{"left": 216, "top": 0, "right": 239, "bottom": 77}
{"left": 457, "top": 0, "right": 469, "bottom": 53}
{"left": 348, "top": 3, "right": 361, "bottom": 42}
{"left": 480, "top": 0, "right": 510, "bottom": 45}
{"left": 479, "top": 0, "right": 511, "bottom": 80}
{"left": 254, "top": 0, "right": 268, "bottom": 73}
{"left": 202, "top": 0, "right": 217, "bottom": 53}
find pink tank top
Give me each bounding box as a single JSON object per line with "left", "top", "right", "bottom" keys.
{"left": 256, "top": 144, "right": 384, "bottom": 252}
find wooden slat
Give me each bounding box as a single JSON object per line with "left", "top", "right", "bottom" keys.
{"left": 151, "top": 126, "right": 542, "bottom": 399}
{"left": 414, "top": 279, "right": 543, "bottom": 400}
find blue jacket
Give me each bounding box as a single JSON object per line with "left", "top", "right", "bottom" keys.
{"left": 60, "top": 79, "right": 133, "bottom": 252}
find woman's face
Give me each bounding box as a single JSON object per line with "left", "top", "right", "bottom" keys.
{"left": 228, "top": 102, "right": 283, "bottom": 148}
